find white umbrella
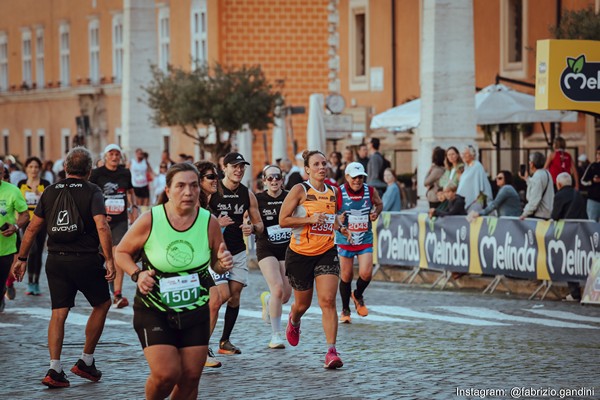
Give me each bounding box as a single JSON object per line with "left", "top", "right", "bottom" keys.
{"left": 306, "top": 94, "right": 327, "bottom": 153}
{"left": 370, "top": 98, "right": 421, "bottom": 131}
{"left": 271, "top": 116, "right": 287, "bottom": 164}
{"left": 370, "top": 84, "right": 578, "bottom": 131}
{"left": 236, "top": 124, "right": 253, "bottom": 188}
{"left": 475, "top": 84, "right": 578, "bottom": 124}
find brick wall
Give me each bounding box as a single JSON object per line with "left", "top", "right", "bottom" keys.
{"left": 220, "top": 0, "right": 329, "bottom": 174}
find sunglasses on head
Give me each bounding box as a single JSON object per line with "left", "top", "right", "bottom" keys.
{"left": 202, "top": 173, "right": 218, "bottom": 180}
{"left": 265, "top": 174, "right": 282, "bottom": 182}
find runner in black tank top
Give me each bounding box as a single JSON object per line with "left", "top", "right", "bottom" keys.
{"left": 255, "top": 165, "right": 292, "bottom": 349}
{"left": 206, "top": 152, "right": 263, "bottom": 355}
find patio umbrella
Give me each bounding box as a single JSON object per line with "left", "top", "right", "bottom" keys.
{"left": 306, "top": 94, "right": 327, "bottom": 153}
{"left": 370, "top": 84, "right": 578, "bottom": 131}
{"left": 370, "top": 98, "right": 421, "bottom": 131}
{"left": 271, "top": 116, "right": 287, "bottom": 164}
{"left": 236, "top": 124, "right": 253, "bottom": 188}
{"left": 475, "top": 84, "right": 578, "bottom": 124}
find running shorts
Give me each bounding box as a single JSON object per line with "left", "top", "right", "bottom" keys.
{"left": 46, "top": 252, "right": 110, "bottom": 309}
{"left": 285, "top": 247, "right": 339, "bottom": 291}
{"left": 133, "top": 304, "right": 210, "bottom": 349}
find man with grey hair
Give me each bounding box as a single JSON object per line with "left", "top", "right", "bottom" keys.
{"left": 0, "top": 159, "right": 29, "bottom": 312}
{"left": 457, "top": 144, "right": 493, "bottom": 212}
{"left": 551, "top": 171, "right": 588, "bottom": 301}
{"left": 520, "top": 152, "right": 554, "bottom": 220}
{"left": 12, "top": 146, "right": 116, "bottom": 388}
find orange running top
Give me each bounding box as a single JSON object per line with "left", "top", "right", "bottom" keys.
{"left": 289, "top": 182, "right": 337, "bottom": 256}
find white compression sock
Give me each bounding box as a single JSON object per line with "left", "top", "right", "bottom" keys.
{"left": 270, "top": 315, "right": 282, "bottom": 334}
{"left": 81, "top": 352, "right": 94, "bottom": 366}
{"left": 50, "top": 360, "right": 62, "bottom": 373}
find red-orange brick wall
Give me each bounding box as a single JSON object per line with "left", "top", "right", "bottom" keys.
{"left": 219, "top": 0, "right": 330, "bottom": 173}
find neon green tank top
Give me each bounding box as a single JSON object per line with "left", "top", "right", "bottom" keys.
{"left": 136, "top": 205, "right": 212, "bottom": 312}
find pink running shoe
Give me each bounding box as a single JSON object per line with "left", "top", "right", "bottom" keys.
{"left": 285, "top": 314, "right": 301, "bottom": 346}
{"left": 324, "top": 348, "right": 343, "bottom": 369}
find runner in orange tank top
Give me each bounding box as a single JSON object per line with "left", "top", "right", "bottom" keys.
{"left": 279, "top": 150, "right": 351, "bottom": 369}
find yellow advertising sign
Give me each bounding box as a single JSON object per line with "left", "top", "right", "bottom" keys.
{"left": 535, "top": 39, "right": 600, "bottom": 114}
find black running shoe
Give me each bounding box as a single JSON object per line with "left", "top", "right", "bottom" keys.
{"left": 70, "top": 359, "right": 102, "bottom": 382}
{"left": 41, "top": 369, "right": 70, "bottom": 388}
{"left": 218, "top": 340, "right": 242, "bottom": 355}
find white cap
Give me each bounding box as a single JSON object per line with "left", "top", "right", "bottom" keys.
{"left": 345, "top": 162, "right": 368, "bottom": 178}
{"left": 578, "top": 154, "right": 588, "bottom": 162}
{"left": 103, "top": 144, "right": 122, "bottom": 155}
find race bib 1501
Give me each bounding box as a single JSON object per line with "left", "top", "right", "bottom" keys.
{"left": 159, "top": 274, "right": 201, "bottom": 308}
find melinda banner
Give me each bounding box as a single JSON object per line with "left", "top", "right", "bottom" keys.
{"left": 376, "top": 212, "right": 600, "bottom": 282}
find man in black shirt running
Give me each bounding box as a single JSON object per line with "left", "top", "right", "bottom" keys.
{"left": 208, "top": 152, "right": 263, "bottom": 355}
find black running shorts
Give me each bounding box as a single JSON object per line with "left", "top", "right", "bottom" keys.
{"left": 133, "top": 304, "right": 210, "bottom": 349}
{"left": 285, "top": 247, "right": 340, "bottom": 291}
{"left": 46, "top": 252, "right": 110, "bottom": 309}
{"left": 256, "top": 241, "right": 288, "bottom": 262}
{"left": 133, "top": 186, "right": 150, "bottom": 199}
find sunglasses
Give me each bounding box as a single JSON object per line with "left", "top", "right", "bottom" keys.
{"left": 496, "top": 176, "right": 504, "bottom": 180}
{"left": 160, "top": 165, "right": 167, "bottom": 168}
{"left": 202, "top": 173, "right": 218, "bottom": 180}
{"left": 265, "top": 174, "right": 282, "bottom": 182}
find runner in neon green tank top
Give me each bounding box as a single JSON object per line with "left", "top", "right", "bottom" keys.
{"left": 116, "top": 163, "right": 233, "bottom": 400}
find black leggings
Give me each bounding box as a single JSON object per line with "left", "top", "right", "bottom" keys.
{"left": 0, "top": 254, "right": 13, "bottom": 297}
{"left": 26, "top": 226, "right": 47, "bottom": 284}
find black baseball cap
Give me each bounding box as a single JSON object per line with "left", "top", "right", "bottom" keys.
{"left": 223, "top": 152, "right": 250, "bottom": 166}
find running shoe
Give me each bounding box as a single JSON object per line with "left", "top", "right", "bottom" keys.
{"left": 70, "top": 359, "right": 102, "bottom": 382}
{"left": 563, "top": 294, "right": 581, "bottom": 302}
{"left": 285, "top": 314, "right": 301, "bottom": 347}
{"left": 218, "top": 340, "right": 242, "bottom": 355}
{"left": 41, "top": 369, "right": 70, "bottom": 388}
{"left": 260, "top": 291, "right": 271, "bottom": 323}
{"left": 32, "top": 283, "right": 41, "bottom": 296}
{"left": 268, "top": 332, "right": 285, "bottom": 349}
{"left": 351, "top": 291, "right": 368, "bottom": 317}
{"left": 324, "top": 348, "right": 343, "bottom": 369}
{"left": 5, "top": 284, "right": 15, "bottom": 300}
{"left": 339, "top": 309, "right": 352, "bottom": 324}
{"left": 204, "top": 348, "right": 222, "bottom": 368}
{"left": 26, "top": 283, "right": 35, "bottom": 296}
{"left": 112, "top": 296, "right": 129, "bottom": 308}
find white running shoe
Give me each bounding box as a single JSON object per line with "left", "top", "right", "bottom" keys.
{"left": 204, "top": 347, "right": 222, "bottom": 368}
{"left": 268, "top": 332, "right": 285, "bottom": 349}
{"left": 260, "top": 291, "right": 271, "bottom": 323}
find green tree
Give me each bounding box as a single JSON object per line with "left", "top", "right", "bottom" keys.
{"left": 550, "top": 6, "right": 600, "bottom": 40}
{"left": 143, "top": 63, "right": 280, "bottom": 157}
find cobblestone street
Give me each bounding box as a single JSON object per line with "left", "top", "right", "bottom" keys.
{"left": 1, "top": 269, "right": 599, "bottom": 399}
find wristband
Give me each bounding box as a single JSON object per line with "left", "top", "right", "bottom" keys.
{"left": 17, "top": 256, "right": 28, "bottom": 262}
{"left": 131, "top": 269, "right": 141, "bottom": 283}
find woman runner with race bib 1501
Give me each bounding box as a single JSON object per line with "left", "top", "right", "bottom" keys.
{"left": 115, "top": 163, "right": 233, "bottom": 400}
